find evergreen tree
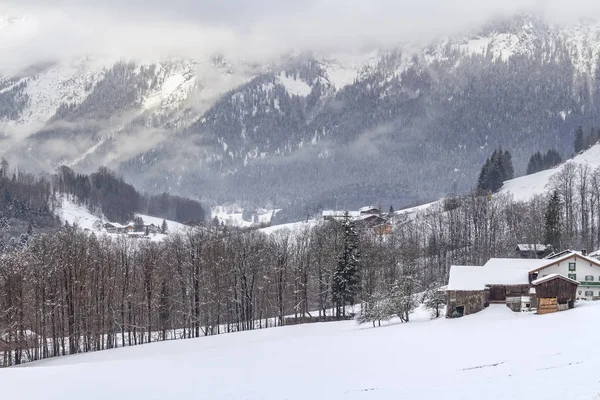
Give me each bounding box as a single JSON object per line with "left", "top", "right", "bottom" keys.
{"left": 501, "top": 150, "right": 514, "bottom": 181}
{"left": 526, "top": 151, "right": 543, "bottom": 175}
{"left": 161, "top": 219, "right": 168, "bottom": 234}
{"left": 574, "top": 126, "right": 585, "bottom": 154}
{"left": 477, "top": 148, "right": 514, "bottom": 193}
{"left": 544, "top": 190, "right": 562, "bottom": 251}
{"left": 332, "top": 212, "right": 360, "bottom": 318}
{"left": 543, "top": 149, "right": 561, "bottom": 169}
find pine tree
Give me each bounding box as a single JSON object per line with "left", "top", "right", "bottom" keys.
{"left": 544, "top": 190, "right": 562, "bottom": 251}
{"left": 332, "top": 212, "right": 360, "bottom": 318}
{"left": 574, "top": 126, "right": 585, "bottom": 154}
{"left": 161, "top": 219, "right": 168, "bottom": 234}
{"left": 501, "top": 150, "right": 514, "bottom": 181}
{"left": 477, "top": 148, "right": 513, "bottom": 193}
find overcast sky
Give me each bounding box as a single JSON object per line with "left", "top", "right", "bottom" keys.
{"left": 1, "top": 0, "right": 600, "bottom": 73}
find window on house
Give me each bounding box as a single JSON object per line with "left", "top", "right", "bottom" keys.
{"left": 568, "top": 273, "right": 577, "bottom": 280}
{"left": 578, "top": 290, "right": 582, "bottom": 295}
{"left": 569, "top": 262, "right": 576, "bottom": 271}
{"left": 585, "top": 291, "right": 594, "bottom": 297}
{"left": 585, "top": 275, "right": 594, "bottom": 282}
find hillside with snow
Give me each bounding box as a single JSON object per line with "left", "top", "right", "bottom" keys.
{"left": 57, "top": 197, "right": 187, "bottom": 240}
{"left": 5, "top": 302, "right": 600, "bottom": 399}
{"left": 501, "top": 143, "right": 600, "bottom": 201}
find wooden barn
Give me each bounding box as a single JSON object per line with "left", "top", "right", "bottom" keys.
{"left": 532, "top": 274, "right": 579, "bottom": 315}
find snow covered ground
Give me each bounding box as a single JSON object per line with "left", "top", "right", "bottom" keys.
{"left": 212, "top": 205, "right": 279, "bottom": 228}
{"left": 259, "top": 219, "right": 321, "bottom": 235}
{"left": 6, "top": 302, "right": 600, "bottom": 399}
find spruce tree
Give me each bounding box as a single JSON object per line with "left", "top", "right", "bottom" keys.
{"left": 544, "top": 190, "right": 562, "bottom": 251}
{"left": 332, "top": 212, "right": 360, "bottom": 318}
{"left": 161, "top": 219, "right": 168, "bottom": 234}
{"left": 574, "top": 126, "right": 584, "bottom": 154}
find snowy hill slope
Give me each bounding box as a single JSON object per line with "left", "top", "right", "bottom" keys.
{"left": 57, "top": 197, "right": 187, "bottom": 237}
{"left": 7, "top": 302, "right": 600, "bottom": 399}
{"left": 501, "top": 143, "right": 600, "bottom": 201}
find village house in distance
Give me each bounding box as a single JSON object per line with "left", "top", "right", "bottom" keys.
{"left": 446, "top": 249, "right": 600, "bottom": 317}
{"left": 322, "top": 206, "right": 393, "bottom": 235}
{"left": 102, "top": 221, "right": 162, "bottom": 237}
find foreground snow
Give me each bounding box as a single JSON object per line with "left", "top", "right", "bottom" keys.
{"left": 6, "top": 303, "right": 600, "bottom": 399}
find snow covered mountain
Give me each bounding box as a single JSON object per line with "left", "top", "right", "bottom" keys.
{"left": 3, "top": 14, "right": 600, "bottom": 218}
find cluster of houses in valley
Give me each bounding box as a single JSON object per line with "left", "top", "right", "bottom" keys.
{"left": 446, "top": 248, "right": 600, "bottom": 318}
{"left": 322, "top": 206, "right": 393, "bottom": 235}
{"left": 102, "top": 221, "right": 162, "bottom": 238}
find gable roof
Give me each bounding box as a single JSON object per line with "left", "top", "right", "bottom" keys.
{"left": 529, "top": 252, "right": 600, "bottom": 274}
{"left": 544, "top": 249, "right": 574, "bottom": 260}
{"left": 531, "top": 273, "right": 579, "bottom": 286}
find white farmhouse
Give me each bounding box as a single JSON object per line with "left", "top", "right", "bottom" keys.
{"left": 530, "top": 252, "right": 600, "bottom": 300}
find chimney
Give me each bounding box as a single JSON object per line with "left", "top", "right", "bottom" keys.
{"left": 582, "top": 249, "right": 588, "bottom": 256}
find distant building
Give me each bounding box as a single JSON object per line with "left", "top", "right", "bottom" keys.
{"left": 145, "top": 224, "right": 160, "bottom": 234}
{"left": 358, "top": 206, "right": 380, "bottom": 216}
{"left": 515, "top": 244, "right": 551, "bottom": 258}
{"left": 103, "top": 222, "right": 126, "bottom": 234}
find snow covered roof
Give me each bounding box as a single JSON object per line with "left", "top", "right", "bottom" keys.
{"left": 516, "top": 244, "right": 548, "bottom": 252}
{"left": 322, "top": 210, "right": 360, "bottom": 218}
{"left": 532, "top": 273, "right": 579, "bottom": 286}
{"left": 359, "top": 206, "right": 379, "bottom": 213}
{"left": 448, "top": 259, "right": 540, "bottom": 291}
{"left": 447, "top": 266, "right": 487, "bottom": 291}
{"left": 104, "top": 222, "right": 126, "bottom": 229}
{"left": 358, "top": 214, "right": 386, "bottom": 221}
{"left": 483, "top": 258, "right": 547, "bottom": 271}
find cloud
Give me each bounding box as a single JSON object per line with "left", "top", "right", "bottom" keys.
{"left": 2, "top": 0, "right": 600, "bottom": 75}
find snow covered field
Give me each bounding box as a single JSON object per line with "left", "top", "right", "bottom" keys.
{"left": 6, "top": 303, "right": 600, "bottom": 399}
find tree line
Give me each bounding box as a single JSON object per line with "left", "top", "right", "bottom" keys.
{"left": 55, "top": 165, "right": 205, "bottom": 224}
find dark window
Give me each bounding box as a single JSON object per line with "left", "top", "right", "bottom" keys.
{"left": 586, "top": 275, "right": 594, "bottom": 282}
{"left": 569, "top": 263, "right": 576, "bottom": 271}
{"left": 569, "top": 273, "right": 577, "bottom": 280}
{"left": 585, "top": 291, "right": 594, "bottom": 297}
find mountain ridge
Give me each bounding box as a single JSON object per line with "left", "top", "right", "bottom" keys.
{"left": 2, "top": 14, "right": 600, "bottom": 219}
